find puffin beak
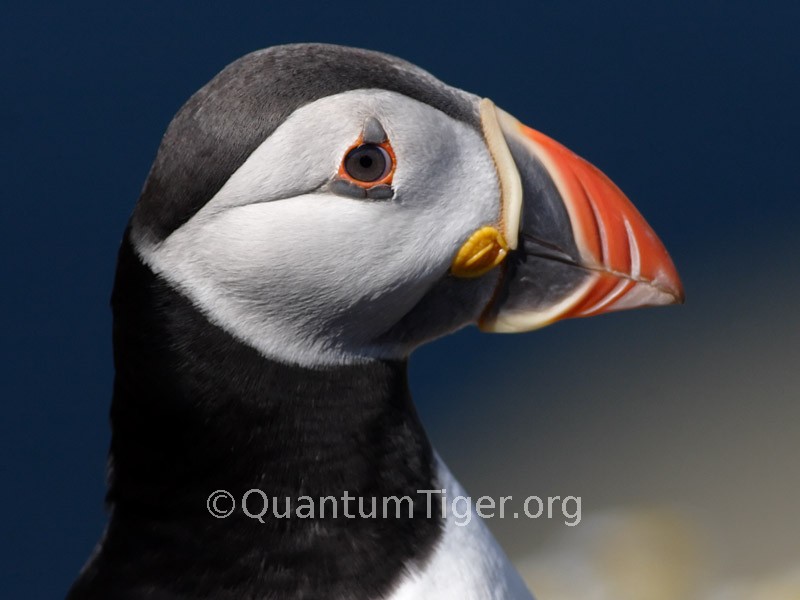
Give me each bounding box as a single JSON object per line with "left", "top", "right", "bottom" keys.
{"left": 470, "top": 100, "right": 684, "bottom": 332}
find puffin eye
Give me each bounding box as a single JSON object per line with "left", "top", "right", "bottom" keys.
{"left": 343, "top": 144, "right": 392, "bottom": 183}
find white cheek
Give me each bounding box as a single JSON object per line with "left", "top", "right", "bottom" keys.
{"left": 136, "top": 89, "right": 501, "bottom": 366}
{"left": 144, "top": 195, "right": 457, "bottom": 361}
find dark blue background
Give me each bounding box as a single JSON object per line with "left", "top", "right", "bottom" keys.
{"left": 2, "top": 2, "right": 798, "bottom": 597}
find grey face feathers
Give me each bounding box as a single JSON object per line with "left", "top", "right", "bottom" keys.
{"left": 133, "top": 86, "right": 501, "bottom": 366}
{"left": 133, "top": 43, "right": 480, "bottom": 244}
{"left": 130, "top": 44, "right": 509, "bottom": 366}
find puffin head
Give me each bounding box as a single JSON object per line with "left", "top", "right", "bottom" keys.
{"left": 130, "top": 43, "right": 683, "bottom": 366}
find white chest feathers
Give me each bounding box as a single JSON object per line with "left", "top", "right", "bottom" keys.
{"left": 388, "top": 458, "right": 535, "bottom": 600}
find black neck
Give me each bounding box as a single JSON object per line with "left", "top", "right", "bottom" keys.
{"left": 69, "top": 235, "right": 441, "bottom": 600}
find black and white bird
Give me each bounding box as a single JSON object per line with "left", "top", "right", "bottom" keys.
{"left": 68, "top": 44, "right": 683, "bottom": 600}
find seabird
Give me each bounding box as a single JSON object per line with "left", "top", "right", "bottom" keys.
{"left": 67, "top": 43, "right": 683, "bottom": 600}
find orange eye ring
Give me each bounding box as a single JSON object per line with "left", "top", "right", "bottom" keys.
{"left": 338, "top": 137, "right": 396, "bottom": 188}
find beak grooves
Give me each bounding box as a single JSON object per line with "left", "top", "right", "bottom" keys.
{"left": 479, "top": 103, "right": 684, "bottom": 332}
{"left": 509, "top": 117, "right": 684, "bottom": 316}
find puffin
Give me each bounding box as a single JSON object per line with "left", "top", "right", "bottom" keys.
{"left": 67, "top": 43, "right": 683, "bottom": 600}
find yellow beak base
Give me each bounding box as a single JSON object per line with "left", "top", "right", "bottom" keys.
{"left": 451, "top": 226, "right": 509, "bottom": 279}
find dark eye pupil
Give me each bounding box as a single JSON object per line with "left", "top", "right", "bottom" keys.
{"left": 344, "top": 144, "right": 388, "bottom": 182}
